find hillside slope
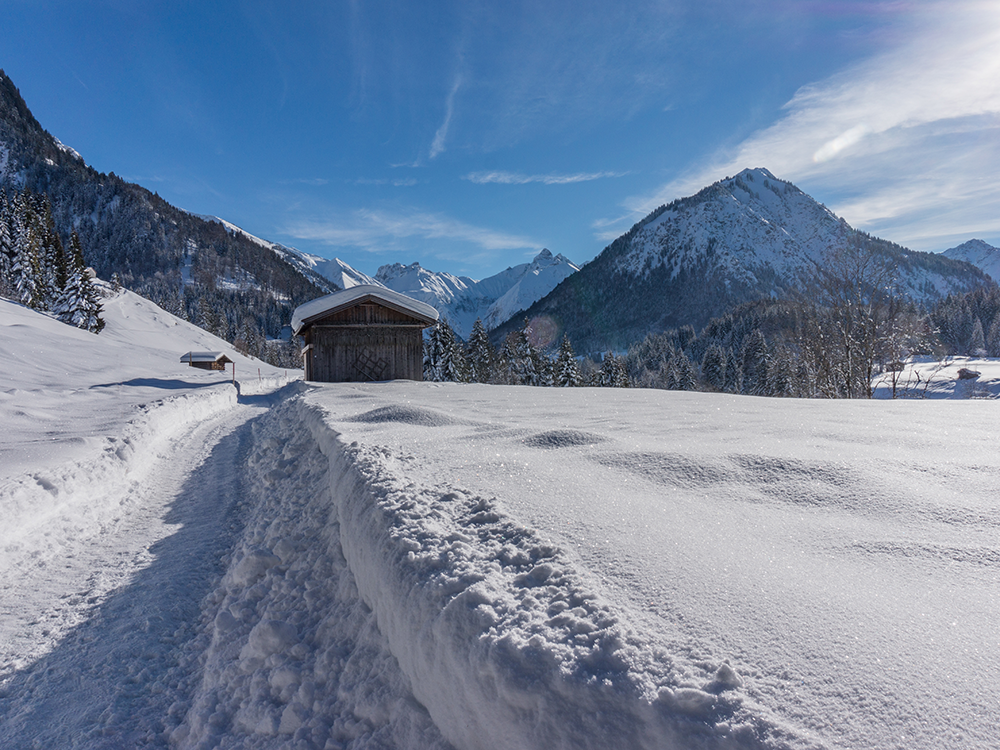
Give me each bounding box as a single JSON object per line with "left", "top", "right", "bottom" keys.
{"left": 0, "top": 69, "right": 331, "bottom": 353}
{"left": 494, "top": 168, "right": 989, "bottom": 352}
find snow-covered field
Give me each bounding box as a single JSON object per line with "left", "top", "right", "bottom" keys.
{"left": 873, "top": 355, "right": 1000, "bottom": 399}
{"left": 2, "top": 292, "right": 998, "bottom": 749}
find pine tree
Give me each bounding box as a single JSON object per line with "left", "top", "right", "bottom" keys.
{"left": 766, "top": 345, "right": 793, "bottom": 397}
{"left": 423, "top": 323, "right": 444, "bottom": 381}
{"left": 701, "top": 344, "right": 726, "bottom": 391}
{"left": 0, "top": 189, "right": 14, "bottom": 297}
{"left": 970, "top": 317, "right": 986, "bottom": 356}
{"left": 675, "top": 352, "right": 699, "bottom": 391}
{"left": 537, "top": 353, "right": 555, "bottom": 387}
{"left": 987, "top": 312, "right": 1000, "bottom": 357}
{"left": 741, "top": 329, "right": 769, "bottom": 395}
{"left": 466, "top": 318, "right": 497, "bottom": 383}
{"left": 504, "top": 320, "right": 540, "bottom": 386}
{"left": 554, "top": 334, "right": 582, "bottom": 387}
{"left": 15, "top": 208, "right": 46, "bottom": 310}
{"left": 62, "top": 232, "right": 105, "bottom": 332}
{"left": 724, "top": 346, "right": 742, "bottom": 393}
{"left": 598, "top": 353, "right": 630, "bottom": 387}
{"left": 437, "top": 320, "right": 469, "bottom": 382}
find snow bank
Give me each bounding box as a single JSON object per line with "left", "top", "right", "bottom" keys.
{"left": 171, "top": 394, "right": 454, "bottom": 749}
{"left": 177, "top": 390, "right": 777, "bottom": 750}
{"left": 0, "top": 386, "right": 237, "bottom": 578}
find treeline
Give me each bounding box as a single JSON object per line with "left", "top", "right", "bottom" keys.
{"left": 0, "top": 188, "right": 104, "bottom": 332}
{"left": 930, "top": 286, "right": 1000, "bottom": 356}
{"left": 424, "top": 318, "right": 629, "bottom": 387}
{"left": 622, "top": 278, "right": 998, "bottom": 399}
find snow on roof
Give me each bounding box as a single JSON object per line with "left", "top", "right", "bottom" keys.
{"left": 291, "top": 285, "right": 439, "bottom": 334}
{"left": 179, "top": 351, "right": 232, "bottom": 363}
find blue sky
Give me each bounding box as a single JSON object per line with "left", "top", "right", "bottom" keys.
{"left": 4, "top": 0, "right": 999, "bottom": 279}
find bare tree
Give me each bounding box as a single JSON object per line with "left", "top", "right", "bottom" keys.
{"left": 810, "top": 236, "right": 903, "bottom": 398}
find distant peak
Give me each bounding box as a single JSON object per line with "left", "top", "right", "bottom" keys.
{"left": 535, "top": 248, "right": 553, "bottom": 260}
{"left": 952, "top": 239, "right": 997, "bottom": 252}
{"left": 725, "top": 167, "right": 781, "bottom": 185}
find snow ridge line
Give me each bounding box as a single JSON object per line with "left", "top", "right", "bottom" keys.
{"left": 0, "top": 384, "right": 243, "bottom": 557}
{"left": 292, "top": 395, "right": 778, "bottom": 750}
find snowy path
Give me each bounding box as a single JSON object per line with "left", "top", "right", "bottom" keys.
{"left": 0, "top": 398, "right": 268, "bottom": 747}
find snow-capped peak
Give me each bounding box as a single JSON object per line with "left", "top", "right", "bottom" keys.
{"left": 942, "top": 239, "right": 1000, "bottom": 282}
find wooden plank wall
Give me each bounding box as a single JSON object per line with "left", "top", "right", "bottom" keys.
{"left": 301, "top": 301, "right": 432, "bottom": 382}
{"left": 307, "top": 326, "right": 424, "bottom": 382}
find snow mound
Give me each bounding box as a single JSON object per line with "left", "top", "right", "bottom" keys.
{"left": 349, "top": 404, "right": 462, "bottom": 427}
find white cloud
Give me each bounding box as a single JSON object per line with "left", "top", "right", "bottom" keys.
{"left": 616, "top": 1, "right": 1000, "bottom": 250}
{"left": 284, "top": 207, "right": 540, "bottom": 253}
{"left": 464, "top": 170, "right": 627, "bottom": 185}
{"left": 430, "top": 74, "right": 463, "bottom": 159}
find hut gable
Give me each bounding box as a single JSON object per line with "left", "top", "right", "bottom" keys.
{"left": 292, "top": 286, "right": 439, "bottom": 383}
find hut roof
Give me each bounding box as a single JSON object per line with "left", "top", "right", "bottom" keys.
{"left": 291, "top": 285, "right": 439, "bottom": 335}
{"left": 179, "top": 351, "right": 233, "bottom": 364}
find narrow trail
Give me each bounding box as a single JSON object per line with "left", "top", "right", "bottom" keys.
{"left": 0, "top": 396, "right": 271, "bottom": 748}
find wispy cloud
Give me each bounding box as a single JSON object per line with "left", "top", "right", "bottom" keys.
{"left": 352, "top": 177, "right": 419, "bottom": 187}
{"left": 464, "top": 170, "right": 627, "bottom": 185}
{"left": 284, "top": 207, "right": 540, "bottom": 254}
{"left": 615, "top": 1, "right": 1000, "bottom": 250}
{"left": 430, "top": 74, "right": 463, "bottom": 159}
{"left": 278, "top": 177, "right": 330, "bottom": 186}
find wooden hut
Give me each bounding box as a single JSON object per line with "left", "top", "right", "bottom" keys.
{"left": 291, "top": 285, "right": 439, "bottom": 382}
{"left": 179, "top": 351, "right": 233, "bottom": 371}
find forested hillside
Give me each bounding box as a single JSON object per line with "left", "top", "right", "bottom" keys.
{"left": 0, "top": 70, "right": 333, "bottom": 365}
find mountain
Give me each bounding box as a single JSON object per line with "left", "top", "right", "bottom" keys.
{"left": 0, "top": 69, "right": 331, "bottom": 363}
{"left": 493, "top": 168, "right": 991, "bottom": 353}
{"left": 289, "top": 249, "right": 580, "bottom": 340}
{"left": 452, "top": 249, "right": 581, "bottom": 335}
{"left": 373, "top": 250, "right": 579, "bottom": 339}
{"left": 942, "top": 239, "right": 1000, "bottom": 282}
{"left": 374, "top": 261, "right": 475, "bottom": 309}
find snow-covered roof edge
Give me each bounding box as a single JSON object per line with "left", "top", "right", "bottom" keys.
{"left": 179, "top": 351, "right": 232, "bottom": 363}
{"left": 291, "top": 285, "right": 439, "bottom": 334}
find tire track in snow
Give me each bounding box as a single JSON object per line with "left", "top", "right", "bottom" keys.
{"left": 0, "top": 399, "right": 268, "bottom": 748}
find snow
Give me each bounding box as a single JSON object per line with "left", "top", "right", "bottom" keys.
{"left": 617, "top": 167, "right": 978, "bottom": 303}
{"left": 291, "top": 285, "right": 439, "bottom": 335}
{"left": 3, "top": 289, "right": 999, "bottom": 749}
{"left": 873, "top": 355, "right": 1000, "bottom": 399}
{"left": 941, "top": 239, "right": 1000, "bottom": 282}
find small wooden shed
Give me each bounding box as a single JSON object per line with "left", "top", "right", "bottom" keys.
{"left": 180, "top": 351, "right": 233, "bottom": 371}
{"left": 291, "top": 285, "right": 439, "bottom": 383}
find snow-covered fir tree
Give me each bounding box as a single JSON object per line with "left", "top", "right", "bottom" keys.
{"left": 741, "top": 329, "right": 769, "bottom": 395}
{"left": 675, "top": 352, "right": 699, "bottom": 391}
{"left": 724, "top": 346, "right": 741, "bottom": 393}
{"left": 597, "top": 352, "right": 630, "bottom": 387}
{"left": 701, "top": 344, "right": 726, "bottom": 391}
{"left": 423, "top": 320, "right": 467, "bottom": 382}
{"left": 466, "top": 318, "right": 496, "bottom": 383}
{"left": 554, "top": 334, "right": 582, "bottom": 387}
{"left": 61, "top": 232, "right": 105, "bottom": 332}
{"left": 987, "top": 312, "right": 1000, "bottom": 357}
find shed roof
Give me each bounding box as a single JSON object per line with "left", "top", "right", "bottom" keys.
{"left": 179, "top": 351, "right": 233, "bottom": 363}
{"left": 291, "top": 285, "right": 439, "bottom": 335}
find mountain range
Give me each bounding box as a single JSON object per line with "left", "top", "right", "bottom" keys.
{"left": 491, "top": 168, "right": 992, "bottom": 353}
{"left": 2, "top": 67, "right": 995, "bottom": 361}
